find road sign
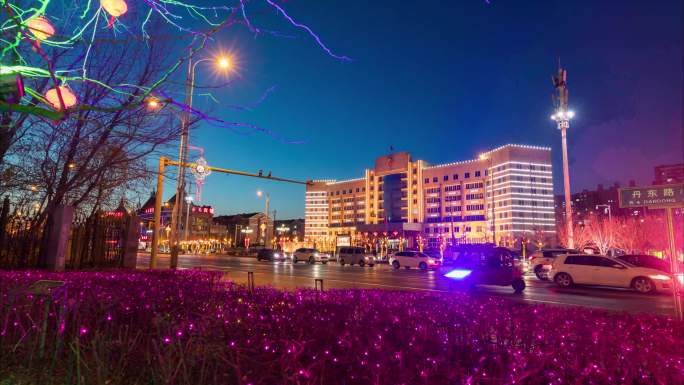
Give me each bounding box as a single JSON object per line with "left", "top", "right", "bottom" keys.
{"left": 618, "top": 183, "right": 684, "bottom": 321}
{"left": 618, "top": 184, "right": 684, "bottom": 209}
{"left": 27, "top": 280, "right": 65, "bottom": 295}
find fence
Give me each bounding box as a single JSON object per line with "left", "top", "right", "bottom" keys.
{"left": 0, "top": 201, "right": 137, "bottom": 270}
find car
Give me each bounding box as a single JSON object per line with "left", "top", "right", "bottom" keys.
{"left": 389, "top": 251, "right": 441, "bottom": 270}
{"left": 292, "top": 248, "right": 329, "bottom": 264}
{"left": 444, "top": 245, "right": 526, "bottom": 293}
{"left": 617, "top": 254, "right": 684, "bottom": 288}
{"left": 337, "top": 246, "right": 375, "bottom": 267}
{"left": 256, "top": 248, "right": 287, "bottom": 262}
{"left": 550, "top": 254, "right": 676, "bottom": 294}
{"left": 529, "top": 248, "right": 579, "bottom": 280}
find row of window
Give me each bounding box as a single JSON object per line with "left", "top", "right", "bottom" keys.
{"left": 496, "top": 200, "right": 554, "bottom": 208}
{"left": 425, "top": 215, "right": 486, "bottom": 223}
{"left": 465, "top": 193, "right": 483, "bottom": 200}
{"left": 466, "top": 204, "right": 484, "bottom": 211}
{"left": 425, "top": 226, "right": 479, "bottom": 234}
{"left": 465, "top": 182, "right": 483, "bottom": 189}
{"left": 489, "top": 188, "right": 552, "bottom": 197}
{"left": 494, "top": 176, "right": 550, "bottom": 184}
{"left": 494, "top": 164, "right": 550, "bottom": 172}
{"left": 424, "top": 170, "right": 485, "bottom": 184}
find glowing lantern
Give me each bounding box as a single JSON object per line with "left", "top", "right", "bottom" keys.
{"left": 26, "top": 16, "right": 55, "bottom": 44}
{"left": 45, "top": 86, "right": 77, "bottom": 110}
{"left": 101, "top": 0, "right": 128, "bottom": 27}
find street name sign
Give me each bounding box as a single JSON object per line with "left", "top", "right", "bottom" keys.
{"left": 618, "top": 184, "right": 684, "bottom": 209}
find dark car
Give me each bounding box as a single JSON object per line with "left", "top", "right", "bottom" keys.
{"left": 617, "top": 254, "right": 683, "bottom": 274}
{"left": 256, "top": 248, "right": 286, "bottom": 262}
{"left": 444, "top": 245, "right": 526, "bottom": 292}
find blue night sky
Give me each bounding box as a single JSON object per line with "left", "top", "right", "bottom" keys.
{"left": 165, "top": 0, "right": 683, "bottom": 219}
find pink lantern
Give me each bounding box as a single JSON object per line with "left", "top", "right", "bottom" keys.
{"left": 26, "top": 16, "right": 55, "bottom": 44}
{"left": 45, "top": 86, "right": 77, "bottom": 110}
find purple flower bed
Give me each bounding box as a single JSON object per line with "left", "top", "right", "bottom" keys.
{"left": 0, "top": 270, "right": 682, "bottom": 384}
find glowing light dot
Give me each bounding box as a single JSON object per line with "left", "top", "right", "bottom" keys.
{"left": 218, "top": 57, "right": 231, "bottom": 70}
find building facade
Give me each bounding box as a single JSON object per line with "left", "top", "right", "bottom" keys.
{"left": 554, "top": 181, "right": 647, "bottom": 226}
{"left": 214, "top": 213, "right": 273, "bottom": 248}
{"left": 137, "top": 192, "right": 227, "bottom": 250}
{"left": 305, "top": 144, "right": 556, "bottom": 249}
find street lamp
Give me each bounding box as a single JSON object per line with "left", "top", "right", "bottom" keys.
{"left": 241, "top": 228, "right": 253, "bottom": 249}
{"left": 257, "top": 190, "right": 271, "bottom": 248}
{"left": 551, "top": 67, "right": 575, "bottom": 249}
{"left": 596, "top": 204, "right": 612, "bottom": 222}
{"left": 184, "top": 194, "right": 193, "bottom": 241}
{"left": 168, "top": 53, "right": 234, "bottom": 268}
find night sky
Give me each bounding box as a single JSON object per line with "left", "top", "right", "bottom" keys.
{"left": 172, "top": 0, "right": 683, "bottom": 219}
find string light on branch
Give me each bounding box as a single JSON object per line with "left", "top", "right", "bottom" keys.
{"left": 45, "top": 86, "right": 77, "bottom": 110}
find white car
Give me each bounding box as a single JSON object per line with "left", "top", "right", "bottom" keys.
{"left": 550, "top": 254, "right": 675, "bottom": 293}
{"left": 292, "top": 248, "right": 329, "bottom": 264}
{"left": 389, "top": 251, "right": 441, "bottom": 270}
{"left": 529, "top": 248, "right": 578, "bottom": 280}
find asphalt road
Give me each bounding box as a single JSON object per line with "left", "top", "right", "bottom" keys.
{"left": 137, "top": 252, "right": 678, "bottom": 315}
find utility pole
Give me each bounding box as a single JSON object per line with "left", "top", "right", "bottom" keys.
{"left": 551, "top": 67, "right": 575, "bottom": 249}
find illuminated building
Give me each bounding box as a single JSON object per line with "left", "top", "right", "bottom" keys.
{"left": 654, "top": 163, "right": 684, "bottom": 185}
{"left": 305, "top": 144, "right": 555, "bottom": 249}
{"left": 138, "top": 192, "right": 225, "bottom": 244}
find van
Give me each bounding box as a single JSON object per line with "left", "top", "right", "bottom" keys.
{"left": 337, "top": 246, "right": 375, "bottom": 267}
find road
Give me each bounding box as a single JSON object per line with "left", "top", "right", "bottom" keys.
{"left": 137, "top": 252, "right": 677, "bottom": 315}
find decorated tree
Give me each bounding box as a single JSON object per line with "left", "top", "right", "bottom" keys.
{"left": 556, "top": 220, "right": 593, "bottom": 251}
{"left": 0, "top": 0, "right": 350, "bottom": 165}
{"left": 0, "top": 0, "right": 349, "bottom": 267}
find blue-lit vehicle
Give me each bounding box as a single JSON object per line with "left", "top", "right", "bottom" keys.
{"left": 443, "top": 245, "right": 526, "bottom": 293}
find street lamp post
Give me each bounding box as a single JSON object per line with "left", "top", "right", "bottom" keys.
{"left": 596, "top": 204, "right": 612, "bottom": 222}
{"left": 257, "top": 190, "right": 270, "bottom": 248}
{"left": 241, "top": 228, "right": 253, "bottom": 249}
{"left": 551, "top": 67, "right": 575, "bottom": 249}
{"left": 184, "top": 194, "right": 193, "bottom": 241}
{"left": 168, "top": 54, "right": 232, "bottom": 268}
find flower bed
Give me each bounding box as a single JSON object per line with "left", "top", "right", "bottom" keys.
{"left": 0, "top": 270, "right": 682, "bottom": 384}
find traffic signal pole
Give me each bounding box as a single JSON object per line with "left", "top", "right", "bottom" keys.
{"left": 149, "top": 157, "right": 310, "bottom": 269}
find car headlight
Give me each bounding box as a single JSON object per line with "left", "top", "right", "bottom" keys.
{"left": 445, "top": 269, "right": 472, "bottom": 279}
{"left": 676, "top": 273, "right": 684, "bottom": 285}
{"left": 649, "top": 274, "right": 671, "bottom": 281}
